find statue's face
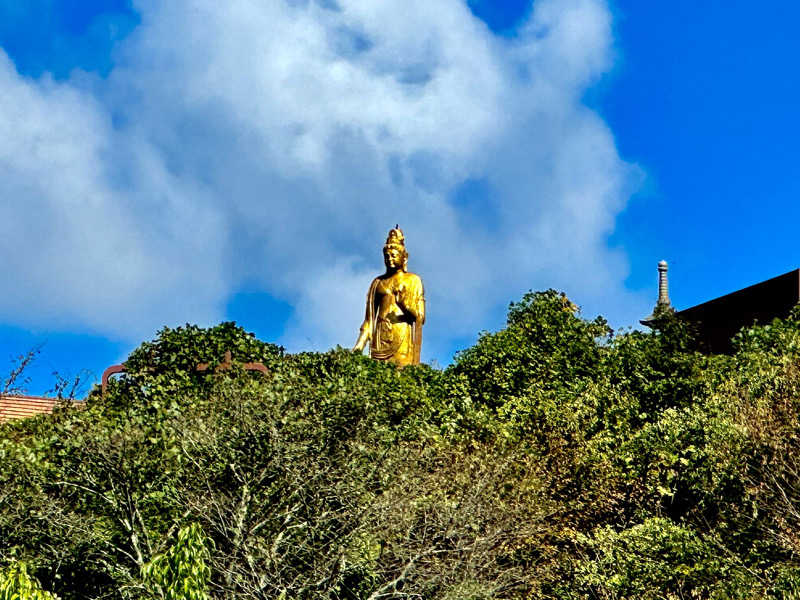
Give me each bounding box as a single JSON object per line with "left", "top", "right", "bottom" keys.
{"left": 384, "top": 246, "right": 403, "bottom": 270}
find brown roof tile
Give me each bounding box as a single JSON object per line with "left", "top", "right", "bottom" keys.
{"left": 0, "top": 395, "right": 81, "bottom": 424}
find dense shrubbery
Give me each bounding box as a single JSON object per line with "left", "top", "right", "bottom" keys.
{"left": 3, "top": 290, "right": 800, "bottom": 598}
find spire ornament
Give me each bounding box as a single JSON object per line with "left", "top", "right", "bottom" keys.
{"left": 641, "top": 259, "right": 675, "bottom": 327}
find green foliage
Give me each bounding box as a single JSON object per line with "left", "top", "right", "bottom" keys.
{"left": 125, "top": 322, "right": 283, "bottom": 376}
{"left": 142, "top": 524, "right": 210, "bottom": 600}
{"left": 5, "top": 293, "right": 800, "bottom": 598}
{"left": 433, "top": 290, "right": 612, "bottom": 460}
{"left": 573, "top": 518, "right": 755, "bottom": 599}
{"left": 0, "top": 563, "right": 58, "bottom": 600}
{"left": 446, "top": 290, "right": 608, "bottom": 411}
{"left": 109, "top": 321, "right": 283, "bottom": 402}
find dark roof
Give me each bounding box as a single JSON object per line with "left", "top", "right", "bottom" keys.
{"left": 678, "top": 268, "right": 800, "bottom": 354}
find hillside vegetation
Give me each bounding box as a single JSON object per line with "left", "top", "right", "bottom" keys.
{"left": 3, "top": 290, "right": 800, "bottom": 599}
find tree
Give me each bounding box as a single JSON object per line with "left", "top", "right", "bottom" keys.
{"left": 0, "top": 562, "right": 59, "bottom": 600}
{"left": 5, "top": 294, "right": 800, "bottom": 597}
{"left": 142, "top": 524, "right": 211, "bottom": 600}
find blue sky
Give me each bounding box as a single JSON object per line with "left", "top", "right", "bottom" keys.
{"left": 2, "top": 0, "right": 800, "bottom": 394}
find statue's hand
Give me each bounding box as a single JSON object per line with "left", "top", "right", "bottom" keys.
{"left": 395, "top": 287, "right": 408, "bottom": 311}
{"left": 353, "top": 325, "right": 369, "bottom": 353}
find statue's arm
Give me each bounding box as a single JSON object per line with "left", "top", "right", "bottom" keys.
{"left": 353, "top": 319, "right": 370, "bottom": 352}
{"left": 353, "top": 281, "right": 374, "bottom": 352}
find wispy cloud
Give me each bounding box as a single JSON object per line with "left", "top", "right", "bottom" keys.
{"left": 0, "top": 0, "right": 647, "bottom": 360}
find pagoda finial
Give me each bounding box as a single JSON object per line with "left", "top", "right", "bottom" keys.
{"left": 641, "top": 259, "right": 674, "bottom": 327}
{"left": 657, "top": 260, "right": 670, "bottom": 307}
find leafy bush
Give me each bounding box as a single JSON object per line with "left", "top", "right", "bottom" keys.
{"left": 4, "top": 296, "right": 800, "bottom": 597}
{"left": 0, "top": 562, "right": 58, "bottom": 600}
{"left": 142, "top": 524, "right": 210, "bottom": 600}
{"left": 573, "top": 518, "right": 755, "bottom": 599}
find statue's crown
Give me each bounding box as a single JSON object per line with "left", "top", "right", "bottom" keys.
{"left": 385, "top": 225, "right": 405, "bottom": 247}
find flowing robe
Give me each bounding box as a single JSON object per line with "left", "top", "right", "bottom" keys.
{"left": 361, "top": 271, "right": 425, "bottom": 366}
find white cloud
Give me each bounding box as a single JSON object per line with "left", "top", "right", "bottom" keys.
{"left": 0, "top": 50, "right": 227, "bottom": 336}
{"left": 0, "top": 0, "right": 649, "bottom": 360}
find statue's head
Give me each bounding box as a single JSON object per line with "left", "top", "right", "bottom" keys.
{"left": 383, "top": 225, "right": 408, "bottom": 272}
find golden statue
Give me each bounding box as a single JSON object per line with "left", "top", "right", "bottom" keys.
{"left": 353, "top": 226, "right": 425, "bottom": 366}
